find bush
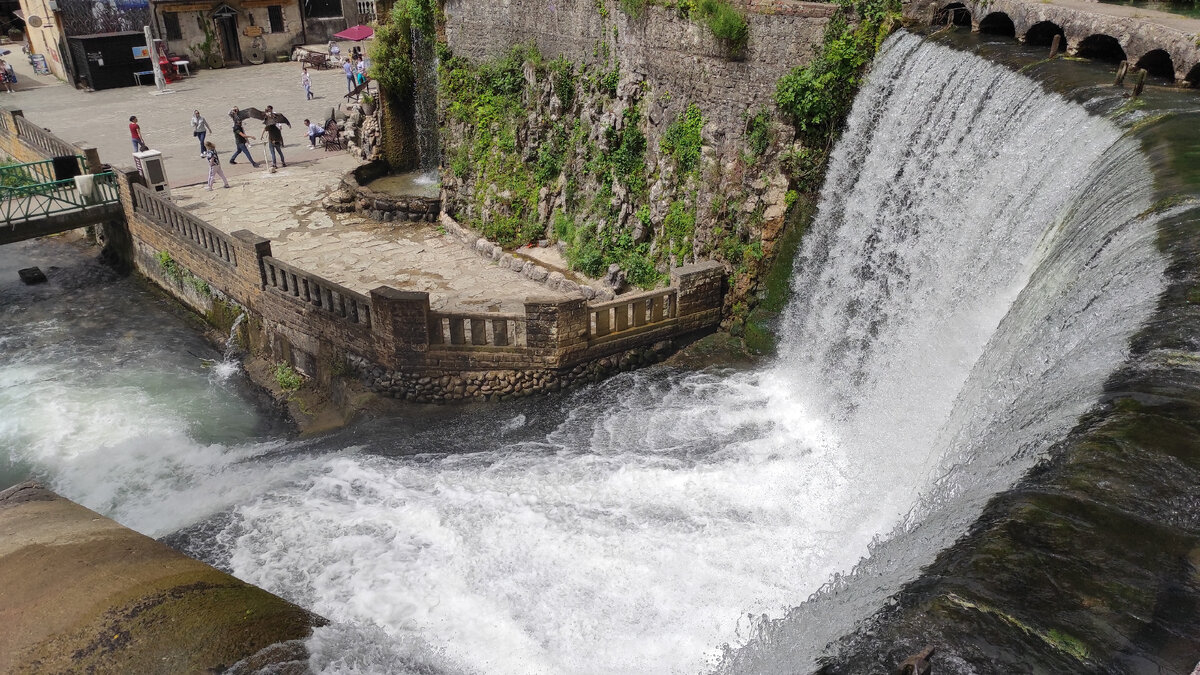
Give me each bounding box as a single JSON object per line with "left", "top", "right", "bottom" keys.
{"left": 661, "top": 103, "right": 704, "bottom": 176}
{"left": 745, "top": 107, "right": 771, "bottom": 157}
{"left": 274, "top": 363, "right": 303, "bottom": 392}
{"left": 695, "top": 0, "right": 748, "bottom": 53}
{"left": 775, "top": 0, "right": 900, "bottom": 140}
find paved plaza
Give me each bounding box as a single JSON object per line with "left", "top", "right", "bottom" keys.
{"left": 1, "top": 53, "right": 575, "bottom": 312}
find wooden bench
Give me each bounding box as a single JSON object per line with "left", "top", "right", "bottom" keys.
{"left": 344, "top": 78, "right": 372, "bottom": 102}
{"left": 302, "top": 51, "right": 330, "bottom": 70}
{"left": 322, "top": 121, "right": 346, "bottom": 152}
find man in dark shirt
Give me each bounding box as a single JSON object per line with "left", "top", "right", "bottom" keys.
{"left": 229, "top": 120, "right": 259, "bottom": 167}
{"left": 260, "top": 107, "right": 286, "bottom": 169}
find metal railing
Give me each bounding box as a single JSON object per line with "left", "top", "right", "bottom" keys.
{"left": 13, "top": 115, "right": 80, "bottom": 160}
{"left": 262, "top": 255, "right": 372, "bottom": 328}
{"left": 0, "top": 171, "right": 119, "bottom": 224}
{"left": 428, "top": 310, "right": 527, "bottom": 349}
{"left": 0, "top": 156, "right": 86, "bottom": 187}
{"left": 131, "top": 183, "right": 237, "bottom": 267}
{"left": 588, "top": 288, "right": 677, "bottom": 339}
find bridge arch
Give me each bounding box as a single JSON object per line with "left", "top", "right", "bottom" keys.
{"left": 934, "top": 2, "right": 972, "bottom": 27}
{"left": 978, "top": 11, "right": 1016, "bottom": 38}
{"left": 1076, "top": 34, "right": 1127, "bottom": 64}
{"left": 1135, "top": 49, "right": 1175, "bottom": 81}
{"left": 1186, "top": 63, "right": 1200, "bottom": 88}
{"left": 1025, "top": 20, "right": 1066, "bottom": 50}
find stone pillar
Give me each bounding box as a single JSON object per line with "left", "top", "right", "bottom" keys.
{"left": 370, "top": 287, "right": 431, "bottom": 367}
{"left": 80, "top": 146, "right": 103, "bottom": 174}
{"left": 671, "top": 260, "right": 725, "bottom": 317}
{"left": 229, "top": 230, "right": 272, "bottom": 293}
{"left": 525, "top": 296, "right": 588, "bottom": 364}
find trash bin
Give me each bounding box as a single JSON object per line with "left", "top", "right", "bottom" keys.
{"left": 73, "top": 174, "right": 96, "bottom": 203}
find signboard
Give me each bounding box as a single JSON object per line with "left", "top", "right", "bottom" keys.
{"left": 132, "top": 45, "right": 150, "bottom": 59}
{"left": 244, "top": 25, "right": 263, "bottom": 36}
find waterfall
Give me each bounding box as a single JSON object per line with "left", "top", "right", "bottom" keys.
{"left": 721, "top": 31, "right": 1167, "bottom": 670}
{"left": 411, "top": 27, "right": 440, "bottom": 172}
{"left": 0, "top": 31, "right": 1172, "bottom": 675}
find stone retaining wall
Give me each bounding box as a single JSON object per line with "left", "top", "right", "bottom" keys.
{"left": 116, "top": 169, "right": 724, "bottom": 402}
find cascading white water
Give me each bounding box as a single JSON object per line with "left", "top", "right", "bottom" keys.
{"left": 0, "top": 32, "right": 1168, "bottom": 675}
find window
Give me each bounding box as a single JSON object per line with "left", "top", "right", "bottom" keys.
{"left": 196, "top": 14, "right": 205, "bottom": 31}
{"left": 303, "top": 0, "right": 341, "bottom": 19}
{"left": 163, "top": 12, "right": 181, "bottom": 40}
{"left": 356, "top": 0, "right": 376, "bottom": 23}
{"left": 268, "top": 5, "right": 284, "bottom": 32}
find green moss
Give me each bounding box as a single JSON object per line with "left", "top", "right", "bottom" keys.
{"left": 693, "top": 0, "right": 748, "bottom": 53}
{"left": 745, "top": 107, "right": 772, "bottom": 158}
{"left": 661, "top": 103, "right": 705, "bottom": 176}
{"left": 662, "top": 200, "right": 696, "bottom": 261}
{"left": 619, "top": 0, "right": 647, "bottom": 17}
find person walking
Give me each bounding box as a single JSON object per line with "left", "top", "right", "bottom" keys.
{"left": 202, "top": 141, "right": 230, "bottom": 190}
{"left": 129, "top": 115, "right": 149, "bottom": 152}
{"left": 0, "top": 60, "right": 12, "bottom": 93}
{"left": 343, "top": 58, "right": 354, "bottom": 94}
{"left": 301, "top": 67, "right": 313, "bottom": 100}
{"left": 304, "top": 118, "right": 324, "bottom": 149}
{"left": 260, "top": 113, "right": 286, "bottom": 169}
{"left": 190, "top": 110, "right": 211, "bottom": 156}
{"left": 355, "top": 56, "right": 366, "bottom": 86}
{"left": 229, "top": 118, "right": 259, "bottom": 167}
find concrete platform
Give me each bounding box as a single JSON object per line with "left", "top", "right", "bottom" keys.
{"left": 0, "top": 481, "right": 324, "bottom": 674}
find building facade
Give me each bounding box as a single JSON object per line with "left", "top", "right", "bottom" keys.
{"left": 151, "top": 0, "right": 304, "bottom": 66}
{"left": 17, "top": 0, "right": 151, "bottom": 83}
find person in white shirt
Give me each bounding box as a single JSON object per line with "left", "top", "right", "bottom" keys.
{"left": 304, "top": 118, "right": 325, "bottom": 149}
{"left": 190, "top": 110, "right": 212, "bottom": 157}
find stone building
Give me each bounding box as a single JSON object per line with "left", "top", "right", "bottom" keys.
{"left": 17, "top": 0, "right": 151, "bottom": 82}
{"left": 149, "top": 0, "right": 374, "bottom": 63}
{"left": 150, "top": 0, "right": 303, "bottom": 66}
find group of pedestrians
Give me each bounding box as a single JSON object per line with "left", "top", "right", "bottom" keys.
{"left": 126, "top": 54, "right": 357, "bottom": 192}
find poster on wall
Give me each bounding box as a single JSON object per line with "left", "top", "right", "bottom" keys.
{"left": 132, "top": 45, "right": 150, "bottom": 59}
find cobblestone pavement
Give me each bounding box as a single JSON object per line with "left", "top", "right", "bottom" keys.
{"left": 2, "top": 53, "right": 574, "bottom": 312}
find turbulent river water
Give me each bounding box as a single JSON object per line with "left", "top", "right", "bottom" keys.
{"left": 0, "top": 31, "right": 1187, "bottom": 674}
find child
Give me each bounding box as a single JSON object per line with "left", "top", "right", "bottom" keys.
{"left": 202, "top": 141, "right": 230, "bottom": 190}
{"left": 301, "top": 67, "right": 313, "bottom": 100}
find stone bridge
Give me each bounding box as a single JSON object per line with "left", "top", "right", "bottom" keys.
{"left": 906, "top": 0, "right": 1200, "bottom": 85}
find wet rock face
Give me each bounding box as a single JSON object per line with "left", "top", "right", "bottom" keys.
{"left": 0, "top": 482, "right": 326, "bottom": 674}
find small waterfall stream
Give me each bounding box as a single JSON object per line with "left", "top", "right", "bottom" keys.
{"left": 411, "top": 27, "right": 440, "bottom": 172}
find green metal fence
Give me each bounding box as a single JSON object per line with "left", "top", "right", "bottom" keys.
{"left": 0, "top": 171, "right": 120, "bottom": 224}
{"left": 0, "top": 156, "right": 87, "bottom": 188}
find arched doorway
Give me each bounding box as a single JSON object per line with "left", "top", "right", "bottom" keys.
{"left": 1186, "top": 63, "right": 1200, "bottom": 88}
{"left": 1076, "top": 34, "right": 1126, "bottom": 64}
{"left": 212, "top": 5, "right": 243, "bottom": 65}
{"left": 978, "top": 12, "right": 1016, "bottom": 38}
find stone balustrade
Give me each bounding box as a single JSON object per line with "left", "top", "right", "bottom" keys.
{"left": 0, "top": 109, "right": 726, "bottom": 403}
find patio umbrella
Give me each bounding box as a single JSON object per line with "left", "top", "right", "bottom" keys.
{"left": 333, "top": 25, "right": 374, "bottom": 41}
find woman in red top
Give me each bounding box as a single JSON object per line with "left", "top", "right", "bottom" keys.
{"left": 130, "top": 115, "right": 148, "bottom": 152}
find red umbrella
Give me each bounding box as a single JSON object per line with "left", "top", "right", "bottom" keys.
{"left": 333, "top": 25, "right": 374, "bottom": 41}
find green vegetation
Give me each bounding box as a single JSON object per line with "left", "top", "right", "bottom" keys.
{"left": 745, "top": 107, "right": 771, "bottom": 158}
{"left": 156, "top": 250, "right": 211, "bottom": 296}
{"left": 693, "top": 0, "right": 749, "bottom": 52}
{"left": 370, "top": 8, "right": 416, "bottom": 95}
{"left": 274, "top": 363, "right": 303, "bottom": 392}
{"left": 662, "top": 200, "right": 696, "bottom": 261}
{"left": 775, "top": 0, "right": 900, "bottom": 141}
{"left": 619, "top": 0, "right": 648, "bottom": 17}
{"left": 660, "top": 103, "right": 704, "bottom": 176}
{"left": 0, "top": 162, "right": 37, "bottom": 188}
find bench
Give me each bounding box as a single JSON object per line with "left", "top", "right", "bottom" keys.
{"left": 132, "top": 70, "right": 154, "bottom": 86}
{"left": 301, "top": 51, "right": 330, "bottom": 70}
{"left": 322, "top": 121, "right": 346, "bottom": 151}
{"left": 344, "top": 78, "right": 372, "bottom": 102}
